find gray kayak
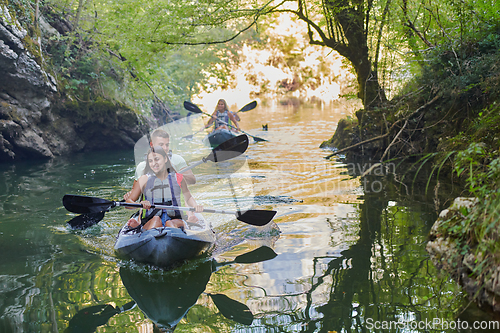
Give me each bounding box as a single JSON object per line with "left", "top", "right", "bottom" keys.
{"left": 114, "top": 213, "right": 216, "bottom": 268}
{"left": 202, "top": 128, "right": 238, "bottom": 148}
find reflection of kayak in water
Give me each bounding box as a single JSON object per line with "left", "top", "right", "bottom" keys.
{"left": 64, "top": 246, "right": 277, "bottom": 332}
{"left": 120, "top": 246, "right": 278, "bottom": 331}
{"left": 114, "top": 213, "right": 216, "bottom": 268}
{"left": 120, "top": 261, "right": 213, "bottom": 330}
{"left": 202, "top": 128, "right": 238, "bottom": 148}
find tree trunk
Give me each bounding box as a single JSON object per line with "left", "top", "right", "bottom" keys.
{"left": 74, "top": 0, "right": 86, "bottom": 29}
{"left": 322, "top": 0, "right": 388, "bottom": 109}
{"left": 351, "top": 52, "right": 387, "bottom": 109}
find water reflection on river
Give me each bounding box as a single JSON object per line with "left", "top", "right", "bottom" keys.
{"left": 0, "top": 101, "right": 498, "bottom": 332}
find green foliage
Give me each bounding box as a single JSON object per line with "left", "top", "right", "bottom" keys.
{"left": 41, "top": 0, "right": 250, "bottom": 113}
{"left": 376, "top": 14, "right": 500, "bottom": 287}
{"left": 454, "top": 143, "right": 500, "bottom": 198}
{"left": 1, "top": 0, "right": 36, "bottom": 24}
{"left": 388, "top": 24, "right": 500, "bottom": 161}
{"left": 416, "top": 33, "right": 499, "bottom": 113}
{"left": 455, "top": 144, "right": 487, "bottom": 194}
{"left": 470, "top": 0, "right": 500, "bottom": 29}
{"left": 47, "top": 35, "right": 97, "bottom": 89}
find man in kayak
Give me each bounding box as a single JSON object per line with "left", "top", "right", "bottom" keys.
{"left": 204, "top": 99, "right": 241, "bottom": 132}
{"left": 125, "top": 146, "right": 203, "bottom": 230}
{"left": 135, "top": 129, "right": 196, "bottom": 184}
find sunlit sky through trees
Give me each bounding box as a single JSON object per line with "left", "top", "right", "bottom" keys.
{"left": 194, "top": 14, "right": 356, "bottom": 111}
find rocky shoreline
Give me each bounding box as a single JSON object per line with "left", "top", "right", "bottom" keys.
{"left": 427, "top": 197, "right": 500, "bottom": 312}
{"left": 1, "top": 5, "right": 148, "bottom": 162}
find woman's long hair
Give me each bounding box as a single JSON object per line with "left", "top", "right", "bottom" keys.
{"left": 143, "top": 146, "right": 176, "bottom": 176}
{"left": 213, "top": 99, "right": 229, "bottom": 113}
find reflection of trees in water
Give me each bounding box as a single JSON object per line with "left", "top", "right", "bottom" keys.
{"left": 57, "top": 246, "right": 277, "bottom": 332}
{"left": 250, "top": 188, "right": 464, "bottom": 332}
{"left": 51, "top": 260, "right": 244, "bottom": 332}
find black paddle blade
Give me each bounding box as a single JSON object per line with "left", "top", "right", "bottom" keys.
{"left": 63, "top": 194, "right": 115, "bottom": 214}
{"left": 206, "top": 134, "right": 249, "bottom": 163}
{"left": 252, "top": 136, "right": 268, "bottom": 142}
{"left": 67, "top": 212, "right": 105, "bottom": 230}
{"left": 236, "top": 209, "right": 277, "bottom": 226}
{"left": 209, "top": 293, "right": 254, "bottom": 325}
{"left": 234, "top": 246, "right": 277, "bottom": 264}
{"left": 183, "top": 101, "right": 202, "bottom": 114}
{"left": 238, "top": 101, "right": 257, "bottom": 113}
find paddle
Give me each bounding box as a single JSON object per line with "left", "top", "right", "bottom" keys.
{"left": 66, "top": 135, "right": 250, "bottom": 229}
{"left": 63, "top": 194, "right": 277, "bottom": 228}
{"left": 183, "top": 101, "right": 268, "bottom": 142}
{"left": 236, "top": 100, "right": 257, "bottom": 113}
{"left": 178, "top": 134, "right": 249, "bottom": 173}
{"left": 182, "top": 101, "right": 257, "bottom": 140}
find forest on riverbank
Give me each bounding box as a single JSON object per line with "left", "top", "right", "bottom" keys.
{"left": 2, "top": 0, "right": 500, "bottom": 312}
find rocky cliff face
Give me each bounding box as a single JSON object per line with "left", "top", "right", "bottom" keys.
{"left": 0, "top": 5, "right": 147, "bottom": 162}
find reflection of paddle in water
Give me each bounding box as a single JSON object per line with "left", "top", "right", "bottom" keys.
{"left": 65, "top": 301, "right": 136, "bottom": 333}
{"left": 65, "top": 246, "right": 277, "bottom": 332}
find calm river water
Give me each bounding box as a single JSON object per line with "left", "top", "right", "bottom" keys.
{"left": 0, "top": 101, "right": 498, "bottom": 332}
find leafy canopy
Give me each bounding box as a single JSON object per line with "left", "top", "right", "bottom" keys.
{"left": 43, "top": 0, "right": 252, "bottom": 110}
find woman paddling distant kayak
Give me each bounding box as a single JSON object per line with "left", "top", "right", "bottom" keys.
{"left": 204, "top": 99, "right": 241, "bottom": 132}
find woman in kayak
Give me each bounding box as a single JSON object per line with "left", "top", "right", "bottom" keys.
{"left": 204, "top": 99, "right": 241, "bottom": 132}
{"left": 125, "top": 146, "right": 203, "bottom": 230}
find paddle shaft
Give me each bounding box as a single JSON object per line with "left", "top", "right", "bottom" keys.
{"left": 178, "top": 159, "right": 204, "bottom": 173}
{"left": 115, "top": 201, "right": 242, "bottom": 216}
{"left": 64, "top": 191, "right": 275, "bottom": 228}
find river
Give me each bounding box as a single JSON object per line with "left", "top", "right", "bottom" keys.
{"left": 0, "top": 100, "right": 498, "bottom": 332}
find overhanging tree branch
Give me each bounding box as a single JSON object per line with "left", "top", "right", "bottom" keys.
{"left": 404, "top": 20, "right": 434, "bottom": 48}
{"left": 150, "top": 17, "right": 259, "bottom": 45}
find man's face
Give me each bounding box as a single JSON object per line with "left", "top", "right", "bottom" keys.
{"left": 152, "top": 137, "right": 169, "bottom": 151}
